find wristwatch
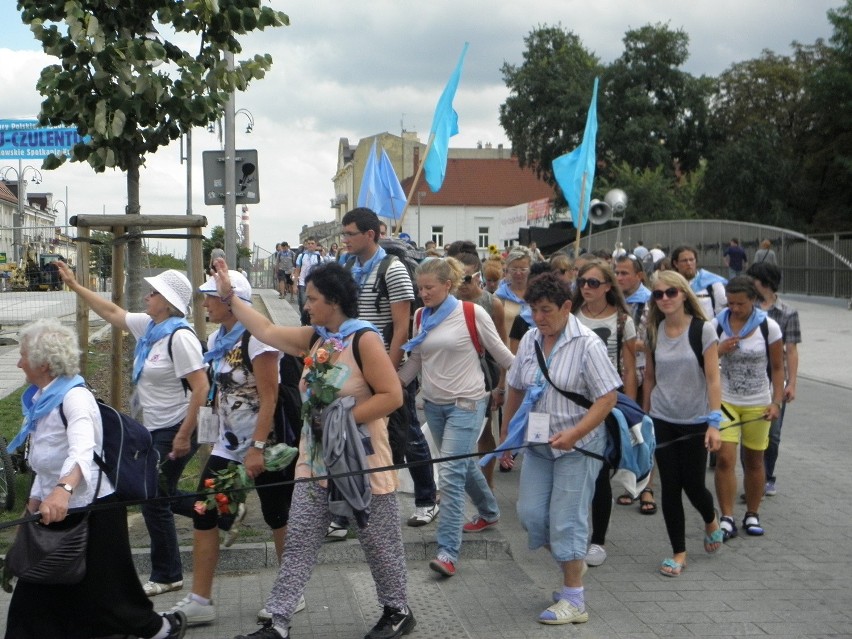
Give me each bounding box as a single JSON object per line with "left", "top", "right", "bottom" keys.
{"left": 252, "top": 440, "right": 267, "bottom": 450}
{"left": 56, "top": 483, "right": 73, "bottom": 494}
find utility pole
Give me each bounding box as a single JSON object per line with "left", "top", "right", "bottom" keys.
{"left": 223, "top": 51, "right": 237, "bottom": 267}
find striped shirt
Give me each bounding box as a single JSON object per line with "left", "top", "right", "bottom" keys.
{"left": 508, "top": 314, "right": 622, "bottom": 455}
{"left": 356, "top": 256, "right": 414, "bottom": 345}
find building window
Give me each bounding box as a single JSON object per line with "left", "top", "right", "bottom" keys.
{"left": 478, "top": 226, "right": 489, "bottom": 248}
{"left": 431, "top": 226, "right": 444, "bottom": 247}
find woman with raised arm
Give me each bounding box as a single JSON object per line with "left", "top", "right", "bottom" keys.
{"left": 214, "top": 260, "right": 413, "bottom": 639}
{"left": 56, "top": 261, "right": 208, "bottom": 600}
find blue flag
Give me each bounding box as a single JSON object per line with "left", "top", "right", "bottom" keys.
{"left": 378, "top": 148, "right": 406, "bottom": 220}
{"left": 357, "top": 139, "right": 380, "bottom": 209}
{"left": 552, "top": 77, "right": 599, "bottom": 231}
{"left": 424, "top": 43, "right": 469, "bottom": 193}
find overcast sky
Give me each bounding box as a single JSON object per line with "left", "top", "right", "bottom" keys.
{"left": 0, "top": 0, "right": 842, "bottom": 259}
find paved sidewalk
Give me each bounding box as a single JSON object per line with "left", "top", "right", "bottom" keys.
{"left": 1, "top": 290, "right": 851, "bottom": 637}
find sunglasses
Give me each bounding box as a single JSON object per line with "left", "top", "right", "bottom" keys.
{"left": 462, "top": 271, "right": 481, "bottom": 284}
{"left": 652, "top": 287, "right": 680, "bottom": 300}
{"left": 576, "top": 277, "right": 604, "bottom": 289}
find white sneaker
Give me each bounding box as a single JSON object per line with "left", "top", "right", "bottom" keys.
{"left": 407, "top": 504, "right": 439, "bottom": 527}
{"left": 585, "top": 543, "right": 607, "bottom": 567}
{"left": 324, "top": 520, "right": 348, "bottom": 542}
{"left": 258, "top": 595, "right": 306, "bottom": 621}
{"left": 223, "top": 502, "right": 248, "bottom": 548}
{"left": 167, "top": 595, "right": 216, "bottom": 625}
{"left": 143, "top": 579, "right": 183, "bottom": 597}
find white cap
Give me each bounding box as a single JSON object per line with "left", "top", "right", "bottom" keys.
{"left": 198, "top": 270, "right": 252, "bottom": 303}
{"left": 144, "top": 270, "right": 192, "bottom": 316}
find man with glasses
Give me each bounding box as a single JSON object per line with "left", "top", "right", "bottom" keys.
{"left": 671, "top": 245, "right": 727, "bottom": 320}
{"left": 334, "top": 207, "right": 439, "bottom": 534}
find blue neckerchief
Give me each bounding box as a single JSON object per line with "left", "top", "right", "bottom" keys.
{"left": 690, "top": 269, "right": 727, "bottom": 293}
{"left": 349, "top": 246, "right": 386, "bottom": 290}
{"left": 716, "top": 307, "right": 767, "bottom": 339}
{"left": 9, "top": 374, "right": 86, "bottom": 453}
{"left": 133, "top": 317, "right": 191, "bottom": 383}
{"left": 480, "top": 384, "right": 546, "bottom": 466}
{"left": 204, "top": 322, "right": 247, "bottom": 365}
{"left": 314, "top": 318, "right": 380, "bottom": 343}
{"left": 402, "top": 295, "right": 460, "bottom": 353}
{"left": 625, "top": 284, "right": 651, "bottom": 304}
{"left": 496, "top": 280, "right": 532, "bottom": 325}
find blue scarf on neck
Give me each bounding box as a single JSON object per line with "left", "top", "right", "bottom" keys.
{"left": 496, "top": 280, "right": 533, "bottom": 326}
{"left": 349, "top": 246, "right": 386, "bottom": 290}
{"left": 133, "top": 317, "right": 191, "bottom": 383}
{"left": 314, "top": 318, "right": 380, "bottom": 343}
{"left": 9, "top": 374, "right": 86, "bottom": 453}
{"left": 690, "top": 269, "right": 727, "bottom": 293}
{"left": 716, "top": 307, "right": 767, "bottom": 339}
{"left": 204, "top": 322, "right": 247, "bottom": 365}
{"left": 480, "top": 383, "right": 546, "bottom": 466}
{"left": 402, "top": 295, "right": 460, "bottom": 353}
{"left": 625, "top": 284, "right": 651, "bottom": 304}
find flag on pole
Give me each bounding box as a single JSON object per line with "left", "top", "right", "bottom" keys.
{"left": 378, "top": 148, "right": 406, "bottom": 220}
{"left": 552, "top": 77, "right": 599, "bottom": 231}
{"left": 357, "top": 139, "right": 380, "bottom": 209}
{"left": 424, "top": 42, "right": 469, "bottom": 193}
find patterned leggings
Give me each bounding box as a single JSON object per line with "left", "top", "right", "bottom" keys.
{"left": 266, "top": 483, "right": 408, "bottom": 625}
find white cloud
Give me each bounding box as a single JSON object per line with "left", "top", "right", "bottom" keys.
{"left": 0, "top": 0, "right": 843, "bottom": 258}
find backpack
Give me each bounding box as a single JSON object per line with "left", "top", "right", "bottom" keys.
{"left": 167, "top": 325, "right": 207, "bottom": 396}
{"left": 60, "top": 393, "right": 160, "bottom": 502}
{"left": 309, "top": 329, "right": 409, "bottom": 465}
{"left": 648, "top": 315, "right": 707, "bottom": 371}
{"left": 414, "top": 300, "right": 500, "bottom": 391}
{"left": 533, "top": 342, "right": 655, "bottom": 498}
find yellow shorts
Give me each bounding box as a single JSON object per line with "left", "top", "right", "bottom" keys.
{"left": 720, "top": 402, "right": 771, "bottom": 450}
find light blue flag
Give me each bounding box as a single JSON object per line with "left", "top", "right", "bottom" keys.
{"left": 357, "top": 139, "right": 380, "bottom": 209}
{"left": 552, "top": 77, "right": 599, "bottom": 231}
{"left": 377, "top": 148, "right": 406, "bottom": 220}
{"left": 424, "top": 43, "right": 469, "bottom": 192}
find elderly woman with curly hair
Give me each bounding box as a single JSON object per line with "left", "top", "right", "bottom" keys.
{"left": 5, "top": 319, "right": 186, "bottom": 639}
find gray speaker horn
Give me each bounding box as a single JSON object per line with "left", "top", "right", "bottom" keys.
{"left": 589, "top": 198, "right": 612, "bottom": 225}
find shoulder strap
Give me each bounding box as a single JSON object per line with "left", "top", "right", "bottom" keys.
{"left": 167, "top": 325, "right": 197, "bottom": 395}
{"left": 688, "top": 316, "right": 706, "bottom": 371}
{"left": 343, "top": 255, "right": 356, "bottom": 271}
{"left": 760, "top": 318, "right": 771, "bottom": 379}
{"left": 373, "top": 255, "right": 396, "bottom": 312}
{"left": 533, "top": 340, "right": 592, "bottom": 409}
{"left": 350, "top": 327, "right": 374, "bottom": 392}
{"left": 414, "top": 307, "right": 424, "bottom": 333}
{"left": 241, "top": 330, "right": 253, "bottom": 373}
{"left": 615, "top": 311, "right": 625, "bottom": 377}
{"left": 706, "top": 284, "right": 716, "bottom": 313}
{"left": 462, "top": 301, "right": 484, "bottom": 355}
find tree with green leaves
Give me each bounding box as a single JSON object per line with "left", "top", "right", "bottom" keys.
{"left": 18, "top": 0, "right": 288, "bottom": 309}
{"left": 499, "top": 25, "right": 601, "bottom": 190}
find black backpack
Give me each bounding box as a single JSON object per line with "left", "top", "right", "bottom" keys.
{"left": 60, "top": 394, "right": 160, "bottom": 502}
{"left": 309, "top": 329, "right": 409, "bottom": 465}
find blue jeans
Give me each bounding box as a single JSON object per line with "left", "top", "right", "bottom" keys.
{"left": 424, "top": 397, "right": 498, "bottom": 563}
{"left": 517, "top": 436, "right": 604, "bottom": 562}
{"left": 142, "top": 424, "right": 199, "bottom": 583}
{"left": 404, "top": 379, "right": 437, "bottom": 507}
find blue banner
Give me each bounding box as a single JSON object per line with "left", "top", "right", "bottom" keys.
{"left": 0, "top": 119, "right": 86, "bottom": 160}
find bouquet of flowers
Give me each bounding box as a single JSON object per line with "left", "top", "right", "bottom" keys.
{"left": 194, "top": 443, "right": 298, "bottom": 515}
{"left": 300, "top": 337, "right": 346, "bottom": 443}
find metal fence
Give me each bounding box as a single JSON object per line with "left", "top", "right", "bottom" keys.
{"left": 582, "top": 220, "right": 852, "bottom": 300}
{"left": 247, "top": 244, "right": 275, "bottom": 291}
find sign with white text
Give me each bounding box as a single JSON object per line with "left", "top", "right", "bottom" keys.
{"left": 0, "top": 119, "right": 87, "bottom": 160}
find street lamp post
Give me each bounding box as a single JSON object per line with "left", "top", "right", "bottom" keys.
{"left": 52, "top": 197, "right": 68, "bottom": 257}
{"left": 0, "top": 162, "right": 43, "bottom": 264}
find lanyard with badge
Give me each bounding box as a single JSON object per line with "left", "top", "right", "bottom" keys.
{"left": 197, "top": 360, "right": 221, "bottom": 443}
{"left": 526, "top": 337, "right": 559, "bottom": 444}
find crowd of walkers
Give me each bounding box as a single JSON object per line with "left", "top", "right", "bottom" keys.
{"left": 3, "top": 213, "right": 800, "bottom": 638}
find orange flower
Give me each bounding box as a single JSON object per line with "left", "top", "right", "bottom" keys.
{"left": 215, "top": 493, "right": 229, "bottom": 504}
{"left": 204, "top": 478, "right": 215, "bottom": 488}
{"left": 219, "top": 503, "right": 231, "bottom": 515}
{"left": 303, "top": 356, "right": 314, "bottom": 367}
{"left": 315, "top": 348, "right": 330, "bottom": 364}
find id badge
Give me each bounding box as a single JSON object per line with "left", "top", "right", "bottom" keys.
{"left": 527, "top": 412, "right": 550, "bottom": 443}
{"left": 197, "top": 406, "right": 220, "bottom": 444}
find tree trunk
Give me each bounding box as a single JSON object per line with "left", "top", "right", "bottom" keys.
{"left": 126, "top": 157, "right": 143, "bottom": 312}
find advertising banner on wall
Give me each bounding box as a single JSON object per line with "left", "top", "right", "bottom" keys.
{"left": 0, "top": 119, "right": 86, "bottom": 160}
{"left": 499, "top": 198, "right": 553, "bottom": 241}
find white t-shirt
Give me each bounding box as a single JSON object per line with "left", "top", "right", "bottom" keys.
{"left": 296, "top": 252, "right": 322, "bottom": 285}
{"left": 576, "top": 310, "right": 637, "bottom": 374}
{"left": 126, "top": 313, "right": 205, "bottom": 431}
{"left": 207, "top": 332, "right": 280, "bottom": 462}
{"left": 712, "top": 317, "right": 782, "bottom": 406}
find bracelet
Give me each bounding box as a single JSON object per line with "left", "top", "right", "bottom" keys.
{"left": 493, "top": 388, "right": 506, "bottom": 395}
{"left": 771, "top": 401, "right": 782, "bottom": 409}
{"left": 221, "top": 290, "right": 235, "bottom": 305}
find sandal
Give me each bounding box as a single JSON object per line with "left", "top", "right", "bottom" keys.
{"left": 742, "top": 512, "right": 765, "bottom": 536}
{"left": 659, "top": 557, "right": 685, "bottom": 577}
{"left": 704, "top": 523, "right": 724, "bottom": 554}
{"left": 720, "top": 515, "right": 738, "bottom": 542}
{"left": 639, "top": 488, "right": 657, "bottom": 515}
{"left": 616, "top": 493, "right": 635, "bottom": 506}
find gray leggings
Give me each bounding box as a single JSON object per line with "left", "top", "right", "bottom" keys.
{"left": 266, "top": 483, "right": 408, "bottom": 625}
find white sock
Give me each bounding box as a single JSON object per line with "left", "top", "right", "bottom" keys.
{"left": 273, "top": 624, "right": 289, "bottom": 638}
{"left": 190, "top": 592, "right": 211, "bottom": 606}
{"left": 148, "top": 618, "right": 170, "bottom": 639}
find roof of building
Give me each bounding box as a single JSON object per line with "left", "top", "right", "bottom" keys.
{"left": 0, "top": 181, "right": 17, "bottom": 205}
{"left": 401, "top": 157, "right": 554, "bottom": 207}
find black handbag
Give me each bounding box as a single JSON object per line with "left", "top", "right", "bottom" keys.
{"left": 5, "top": 511, "right": 89, "bottom": 585}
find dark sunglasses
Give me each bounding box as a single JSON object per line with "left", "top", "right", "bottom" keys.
{"left": 462, "top": 271, "right": 481, "bottom": 284}
{"left": 577, "top": 277, "right": 603, "bottom": 289}
{"left": 652, "top": 287, "right": 679, "bottom": 300}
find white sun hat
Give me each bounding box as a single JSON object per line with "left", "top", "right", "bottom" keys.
{"left": 198, "top": 270, "right": 252, "bottom": 303}
{"left": 144, "top": 270, "right": 193, "bottom": 316}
